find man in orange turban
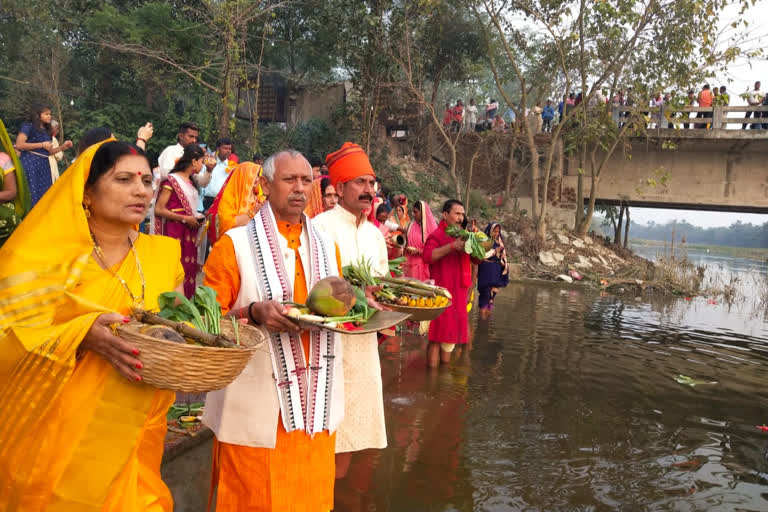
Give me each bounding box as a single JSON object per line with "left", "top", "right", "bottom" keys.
{"left": 312, "top": 142, "right": 389, "bottom": 476}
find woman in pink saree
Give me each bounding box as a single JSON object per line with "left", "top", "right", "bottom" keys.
{"left": 404, "top": 200, "right": 437, "bottom": 280}
{"left": 154, "top": 144, "right": 206, "bottom": 297}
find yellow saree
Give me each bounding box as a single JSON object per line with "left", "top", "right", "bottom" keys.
{"left": 0, "top": 140, "right": 184, "bottom": 511}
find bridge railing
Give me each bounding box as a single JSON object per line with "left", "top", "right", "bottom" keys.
{"left": 610, "top": 105, "right": 768, "bottom": 130}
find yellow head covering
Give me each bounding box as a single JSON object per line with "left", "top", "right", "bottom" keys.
{"left": 214, "top": 162, "right": 265, "bottom": 237}
{"left": 0, "top": 139, "right": 113, "bottom": 471}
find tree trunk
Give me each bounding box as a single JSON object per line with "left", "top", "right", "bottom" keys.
{"left": 465, "top": 148, "right": 480, "bottom": 213}
{"left": 504, "top": 142, "right": 515, "bottom": 199}
{"left": 530, "top": 149, "right": 540, "bottom": 222}
{"left": 578, "top": 169, "right": 599, "bottom": 236}
{"left": 250, "top": 18, "right": 268, "bottom": 148}
{"left": 623, "top": 207, "right": 630, "bottom": 249}
{"left": 449, "top": 144, "right": 460, "bottom": 198}
{"left": 574, "top": 145, "right": 585, "bottom": 232}
{"left": 614, "top": 203, "right": 625, "bottom": 245}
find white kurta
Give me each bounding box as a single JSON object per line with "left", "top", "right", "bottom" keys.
{"left": 313, "top": 204, "right": 389, "bottom": 452}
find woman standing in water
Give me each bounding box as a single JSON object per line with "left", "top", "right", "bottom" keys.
{"left": 14, "top": 104, "right": 72, "bottom": 207}
{"left": 477, "top": 223, "right": 509, "bottom": 319}
{"left": 154, "top": 144, "right": 206, "bottom": 297}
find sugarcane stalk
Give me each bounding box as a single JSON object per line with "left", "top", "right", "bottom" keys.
{"left": 378, "top": 276, "right": 452, "bottom": 298}
{"left": 389, "top": 285, "right": 437, "bottom": 297}
{"left": 132, "top": 309, "right": 239, "bottom": 349}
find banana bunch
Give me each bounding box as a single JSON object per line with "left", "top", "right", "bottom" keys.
{"left": 394, "top": 295, "right": 450, "bottom": 308}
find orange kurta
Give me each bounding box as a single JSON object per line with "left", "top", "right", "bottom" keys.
{"left": 203, "top": 222, "right": 341, "bottom": 512}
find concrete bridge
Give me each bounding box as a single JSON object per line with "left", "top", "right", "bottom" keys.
{"left": 560, "top": 129, "right": 768, "bottom": 214}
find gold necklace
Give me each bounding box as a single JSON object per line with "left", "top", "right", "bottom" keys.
{"left": 90, "top": 231, "right": 146, "bottom": 309}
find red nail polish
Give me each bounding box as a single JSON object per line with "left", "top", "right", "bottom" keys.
{"left": 132, "top": 349, "right": 140, "bottom": 355}
{"left": 136, "top": 362, "right": 143, "bottom": 369}
{"left": 135, "top": 375, "right": 142, "bottom": 381}
{"left": 123, "top": 318, "right": 130, "bottom": 323}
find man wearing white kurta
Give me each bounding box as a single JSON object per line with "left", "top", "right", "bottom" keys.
{"left": 313, "top": 142, "right": 389, "bottom": 465}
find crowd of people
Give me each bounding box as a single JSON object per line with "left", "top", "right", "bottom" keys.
{"left": 0, "top": 108, "right": 511, "bottom": 510}
{"left": 440, "top": 81, "right": 768, "bottom": 135}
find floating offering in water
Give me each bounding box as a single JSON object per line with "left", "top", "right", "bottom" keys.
{"left": 673, "top": 374, "right": 718, "bottom": 387}
{"left": 756, "top": 425, "right": 768, "bottom": 433}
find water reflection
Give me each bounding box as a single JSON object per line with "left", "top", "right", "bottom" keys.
{"left": 335, "top": 281, "right": 768, "bottom": 511}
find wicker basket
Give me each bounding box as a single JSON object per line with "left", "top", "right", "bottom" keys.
{"left": 116, "top": 320, "right": 265, "bottom": 393}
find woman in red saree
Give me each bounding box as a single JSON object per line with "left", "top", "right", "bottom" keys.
{"left": 154, "top": 144, "right": 206, "bottom": 297}
{"left": 404, "top": 200, "right": 437, "bottom": 281}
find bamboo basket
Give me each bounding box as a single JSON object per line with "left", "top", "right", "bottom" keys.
{"left": 386, "top": 302, "right": 452, "bottom": 322}
{"left": 117, "top": 320, "right": 265, "bottom": 393}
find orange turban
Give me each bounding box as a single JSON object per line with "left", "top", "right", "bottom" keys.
{"left": 326, "top": 142, "right": 375, "bottom": 188}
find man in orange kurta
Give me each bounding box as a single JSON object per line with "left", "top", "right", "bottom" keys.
{"left": 202, "top": 150, "right": 344, "bottom": 512}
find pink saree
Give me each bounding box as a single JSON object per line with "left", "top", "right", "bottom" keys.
{"left": 404, "top": 201, "right": 437, "bottom": 281}
{"left": 155, "top": 174, "right": 200, "bottom": 298}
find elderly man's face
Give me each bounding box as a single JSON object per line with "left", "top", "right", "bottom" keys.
{"left": 260, "top": 153, "right": 312, "bottom": 222}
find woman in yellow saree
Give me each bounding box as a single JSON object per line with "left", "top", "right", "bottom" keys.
{"left": 0, "top": 139, "right": 184, "bottom": 511}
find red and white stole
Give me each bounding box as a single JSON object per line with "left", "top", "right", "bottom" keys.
{"left": 246, "top": 203, "right": 342, "bottom": 435}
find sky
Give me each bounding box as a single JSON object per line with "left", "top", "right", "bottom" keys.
{"left": 628, "top": 208, "right": 767, "bottom": 228}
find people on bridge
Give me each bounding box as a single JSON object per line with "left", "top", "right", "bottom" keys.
{"left": 717, "top": 86, "right": 730, "bottom": 106}
{"left": 683, "top": 90, "right": 697, "bottom": 129}
{"left": 744, "top": 81, "right": 762, "bottom": 129}
{"left": 696, "top": 84, "right": 714, "bottom": 128}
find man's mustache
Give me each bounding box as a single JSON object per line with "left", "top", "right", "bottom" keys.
{"left": 358, "top": 194, "right": 373, "bottom": 201}
{"left": 288, "top": 194, "right": 307, "bottom": 202}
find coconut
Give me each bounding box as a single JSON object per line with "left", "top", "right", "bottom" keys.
{"left": 140, "top": 325, "right": 186, "bottom": 344}
{"left": 306, "top": 276, "right": 356, "bottom": 317}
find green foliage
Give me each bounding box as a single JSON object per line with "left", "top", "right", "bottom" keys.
{"left": 257, "top": 119, "right": 350, "bottom": 163}
{"left": 467, "top": 189, "right": 493, "bottom": 220}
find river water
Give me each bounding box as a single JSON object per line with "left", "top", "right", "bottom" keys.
{"left": 334, "top": 252, "right": 768, "bottom": 511}
{"left": 164, "top": 250, "right": 768, "bottom": 510}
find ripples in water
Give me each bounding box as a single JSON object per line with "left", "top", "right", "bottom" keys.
{"left": 335, "top": 282, "right": 768, "bottom": 511}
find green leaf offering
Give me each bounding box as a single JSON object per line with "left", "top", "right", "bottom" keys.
{"left": 157, "top": 285, "right": 222, "bottom": 335}
{"left": 445, "top": 225, "right": 490, "bottom": 260}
